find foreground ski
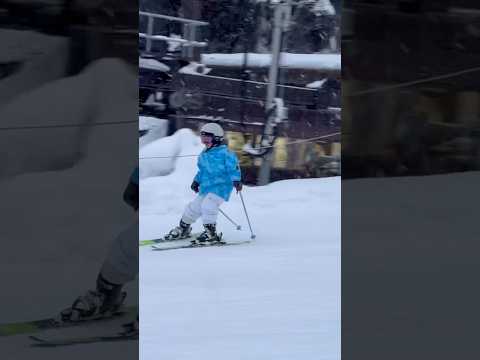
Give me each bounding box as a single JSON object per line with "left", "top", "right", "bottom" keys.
{"left": 139, "top": 232, "right": 201, "bottom": 246}
{"left": 29, "top": 332, "right": 138, "bottom": 347}
{"left": 151, "top": 240, "right": 252, "bottom": 251}
{"left": 0, "top": 306, "right": 137, "bottom": 337}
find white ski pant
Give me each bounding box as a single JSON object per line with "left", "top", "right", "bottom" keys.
{"left": 100, "top": 219, "right": 138, "bottom": 285}
{"left": 181, "top": 193, "right": 224, "bottom": 225}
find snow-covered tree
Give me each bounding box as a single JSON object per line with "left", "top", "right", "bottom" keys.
{"left": 138, "top": 0, "right": 339, "bottom": 54}
{"left": 286, "top": 0, "right": 338, "bottom": 53}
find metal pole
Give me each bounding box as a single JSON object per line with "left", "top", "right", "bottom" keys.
{"left": 239, "top": 192, "right": 256, "bottom": 239}
{"left": 139, "top": 33, "right": 207, "bottom": 47}
{"left": 183, "top": 23, "right": 189, "bottom": 59}
{"left": 257, "top": 0, "right": 292, "bottom": 186}
{"left": 146, "top": 15, "right": 154, "bottom": 53}
{"left": 139, "top": 11, "right": 208, "bottom": 26}
{"left": 219, "top": 208, "right": 241, "bottom": 230}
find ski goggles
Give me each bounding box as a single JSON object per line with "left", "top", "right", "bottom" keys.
{"left": 200, "top": 131, "right": 214, "bottom": 137}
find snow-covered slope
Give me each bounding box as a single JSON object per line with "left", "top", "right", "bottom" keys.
{"left": 0, "top": 59, "right": 138, "bottom": 357}
{"left": 342, "top": 171, "right": 480, "bottom": 359}
{"left": 0, "top": 124, "right": 138, "bottom": 359}
{"left": 139, "top": 130, "right": 341, "bottom": 360}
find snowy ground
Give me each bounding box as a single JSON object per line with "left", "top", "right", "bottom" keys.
{"left": 342, "top": 171, "right": 480, "bottom": 359}
{"left": 0, "top": 122, "right": 137, "bottom": 358}
{"left": 140, "top": 129, "right": 341, "bottom": 360}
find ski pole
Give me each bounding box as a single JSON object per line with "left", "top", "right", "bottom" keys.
{"left": 239, "top": 191, "right": 256, "bottom": 239}
{"left": 219, "top": 208, "right": 241, "bottom": 230}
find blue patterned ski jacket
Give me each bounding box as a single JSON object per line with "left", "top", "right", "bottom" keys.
{"left": 194, "top": 145, "right": 241, "bottom": 201}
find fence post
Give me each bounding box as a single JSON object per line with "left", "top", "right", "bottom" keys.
{"left": 146, "top": 15, "right": 154, "bottom": 53}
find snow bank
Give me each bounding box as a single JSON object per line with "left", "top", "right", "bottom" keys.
{"left": 139, "top": 116, "right": 169, "bottom": 148}
{"left": 139, "top": 128, "right": 202, "bottom": 180}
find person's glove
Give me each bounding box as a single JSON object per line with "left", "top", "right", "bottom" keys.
{"left": 191, "top": 181, "right": 199, "bottom": 193}
{"left": 233, "top": 181, "right": 242, "bottom": 192}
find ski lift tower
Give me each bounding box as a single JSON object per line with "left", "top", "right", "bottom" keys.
{"left": 257, "top": 0, "right": 293, "bottom": 186}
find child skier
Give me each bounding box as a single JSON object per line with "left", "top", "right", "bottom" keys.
{"left": 165, "top": 123, "right": 242, "bottom": 244}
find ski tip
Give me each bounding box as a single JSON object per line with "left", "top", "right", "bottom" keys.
{"left": 139, "top": 240, "right": 155, "bottom": 246}
{"left": 0, "top": 316, "right": 64, "bottom": 336}
{"left": 29, "top": 335, "right": 46, "bottom": 342}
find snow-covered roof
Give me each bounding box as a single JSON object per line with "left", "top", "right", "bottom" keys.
{"left": 201, "top": 53, "right": 340, "bottom": 71}
{"left": 178, "top": 62, "right": 212, "bottom": 75}
{"left": 254, "top": 0, "right": 336, "bottom": 15}
{"left": 139, "top": 57, "right": 171, "bottom": 72}
{"left": 306, "top": 79, "right": 328, "bottom": 88}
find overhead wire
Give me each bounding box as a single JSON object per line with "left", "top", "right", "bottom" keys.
{"left": 139, "top": 131, "right": 340, "bottom": 160}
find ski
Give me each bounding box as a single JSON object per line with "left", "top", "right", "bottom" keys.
{"left": 151, "top": 240, "right": 252, "bottom": 251}
{"left": 29, "top": 332, "right": 138, "bottom": 347}
{"left": 0, "top": 306, "right": 137, "bottom": 337}
{"left": 139, "top": 232, "right": 201, "bottom": 246}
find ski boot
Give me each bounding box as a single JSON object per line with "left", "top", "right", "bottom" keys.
{"left": 191, "top": 223, "right": 223, "bottom": 245}
{"left": 164, "top": 220, "right": 192, "bottom": 241}
{"left": 121, "top": 314, "right": 139, "bottom": 337}
{"left": 59, "top": 274, "right": 126, "bottom": 323}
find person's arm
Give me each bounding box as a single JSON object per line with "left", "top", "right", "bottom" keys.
{"left": 226, "top": 151, "right": 242, "bottom": 191}
{"left": 192, "top": 156, "right": 202, "bottom": 192}
{"left": 193, "top": 170, "right": 201, "bottom": 184}
{"left": 123, "top": 181, "right": 138, "bottom": 210}
{"left": 191, "top": 179, "right": 200, "bottom": 193}
{"left": 123, "top": 168, "right": 139, "bottom": 210}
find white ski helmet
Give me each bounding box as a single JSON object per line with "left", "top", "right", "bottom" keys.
{"left": 200, "top": 123, "right": 224, "bottom": 138}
